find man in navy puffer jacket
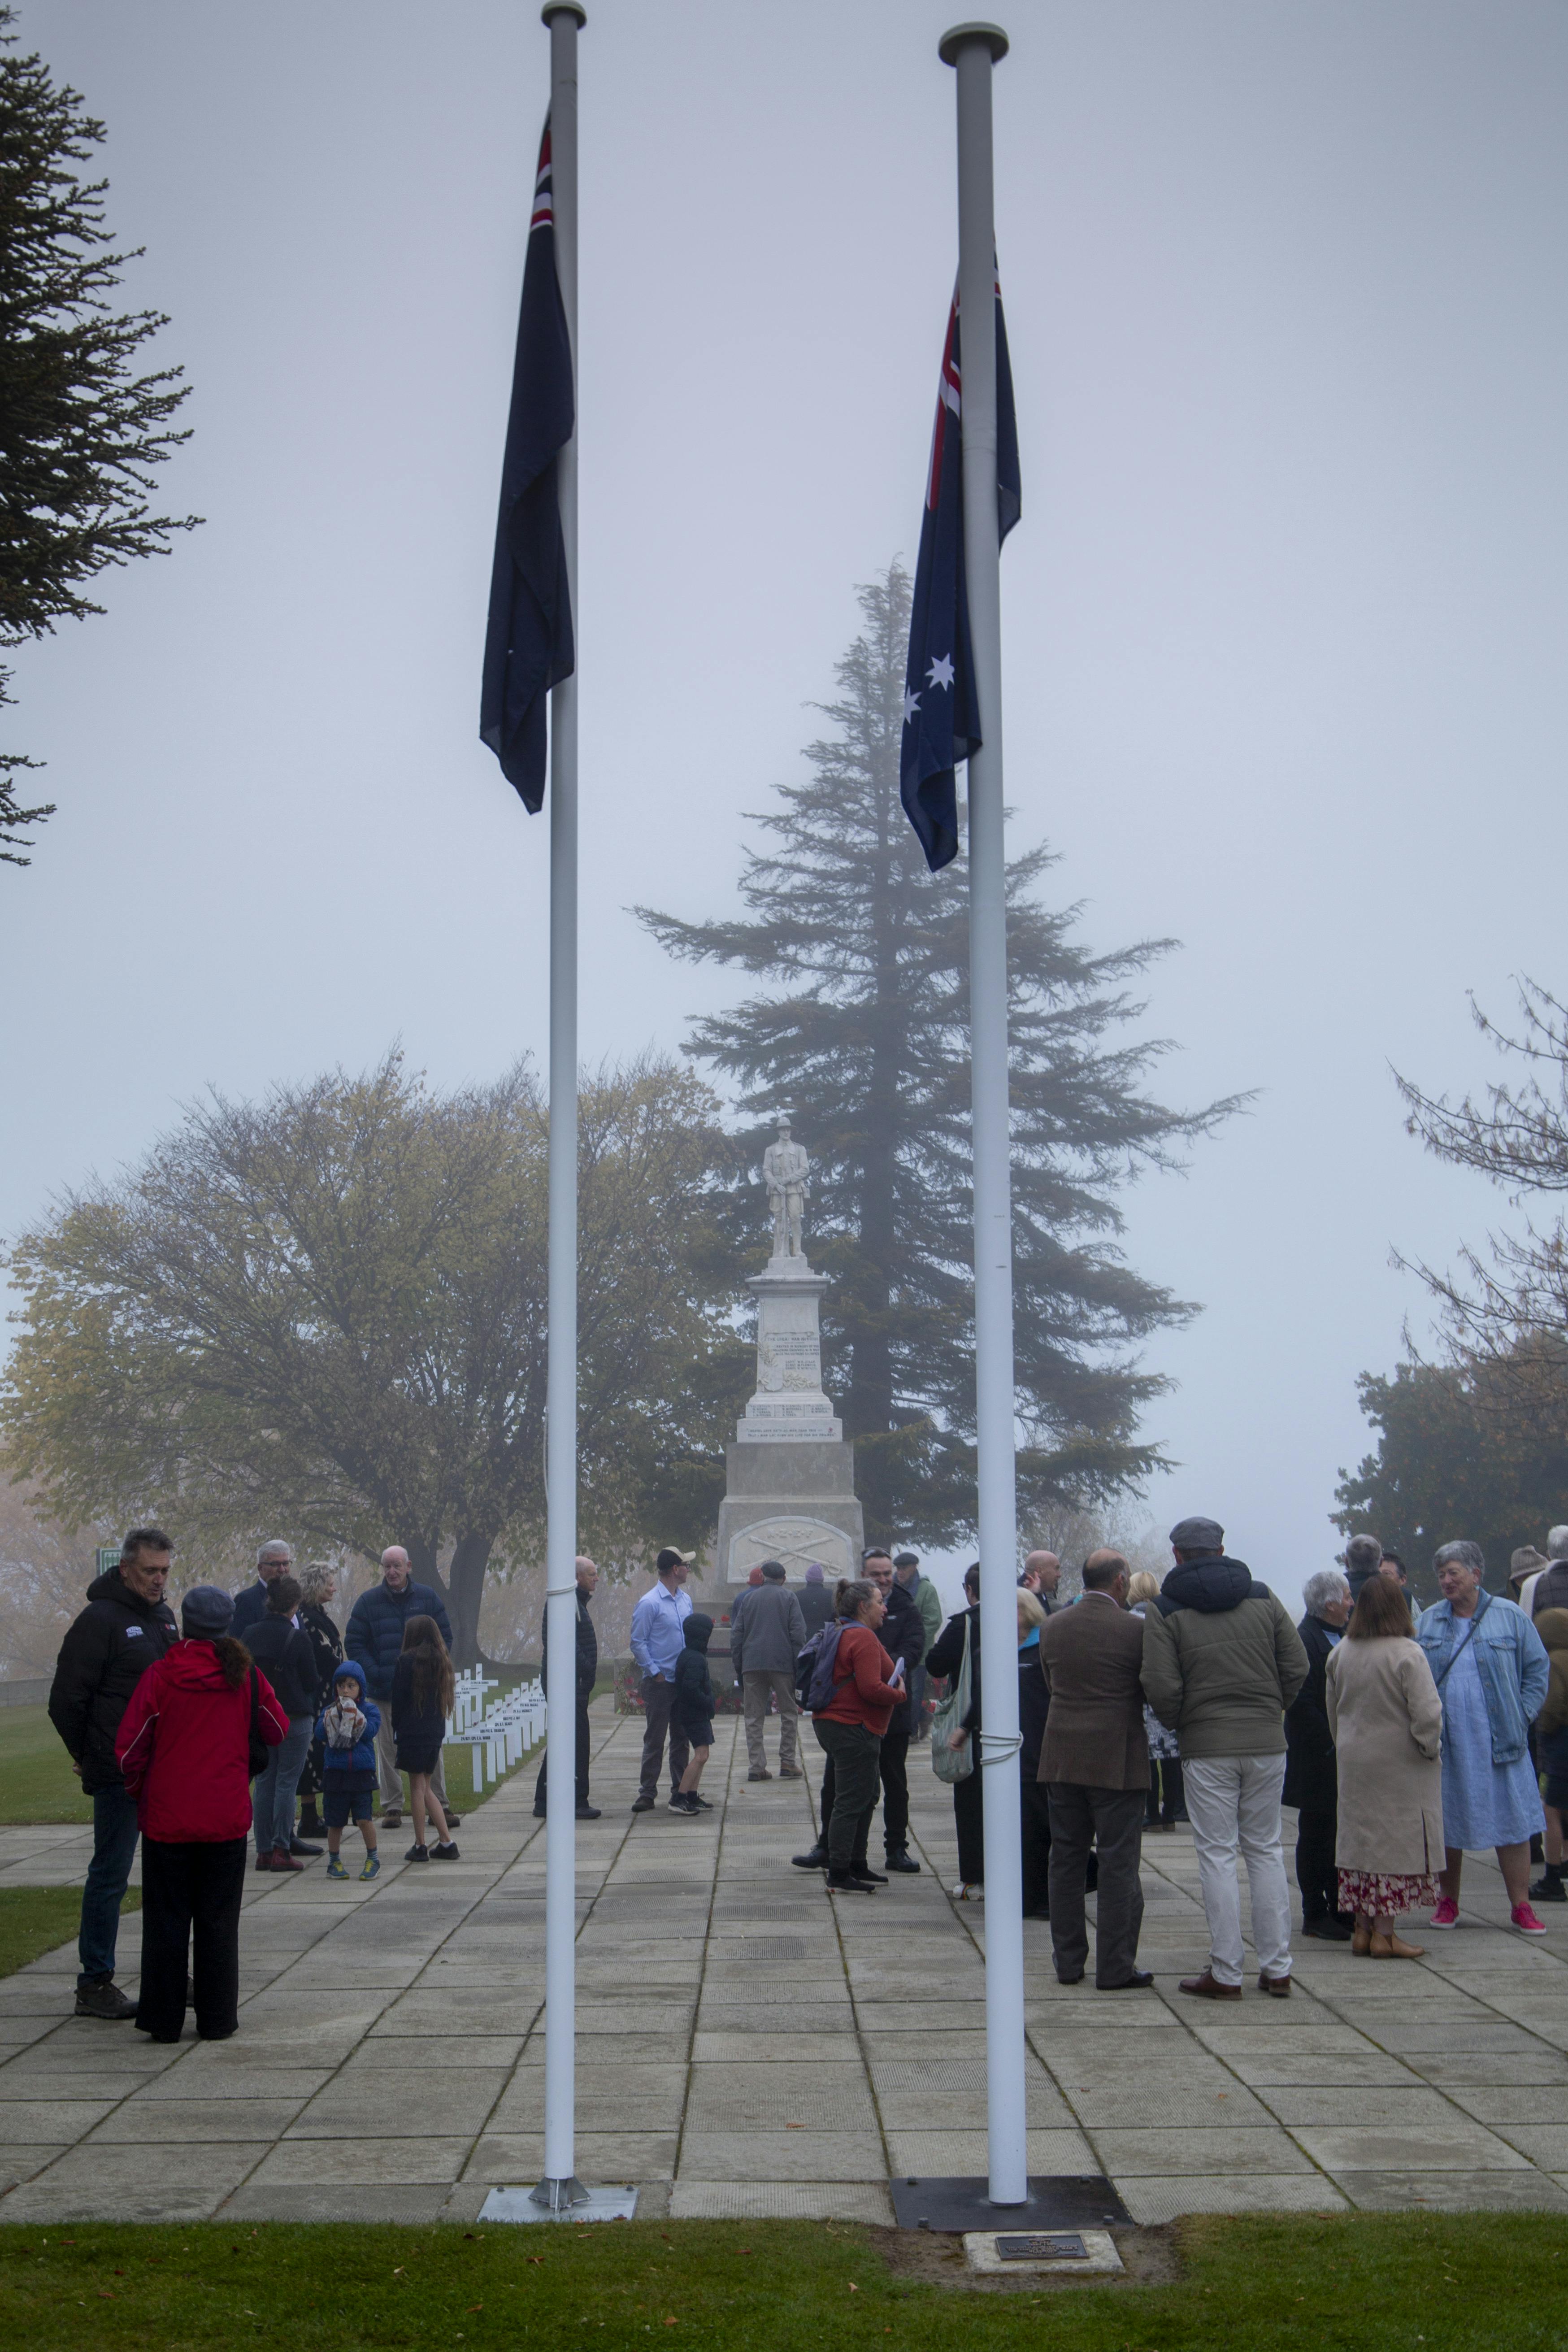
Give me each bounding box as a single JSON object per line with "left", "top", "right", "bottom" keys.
{"left": 345, "top": 1548, "right": 458, "bottom": 1828}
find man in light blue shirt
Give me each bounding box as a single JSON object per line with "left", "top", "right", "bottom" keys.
{"left": 631, "top": 1549, "right": 695, "bottom": 1813}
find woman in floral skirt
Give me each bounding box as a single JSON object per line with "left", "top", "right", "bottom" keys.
{"left": 1326, "top": 1571, "right": 1444, "bottom": 1958}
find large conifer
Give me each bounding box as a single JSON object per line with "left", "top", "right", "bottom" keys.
{"left": 638, "top": 564, "right": 1242, "bottom": 1549}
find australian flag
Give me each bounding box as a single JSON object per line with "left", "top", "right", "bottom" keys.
{"left": 900, "top": 271, "right": 1020, "bottom": 872}
{"left": 480, "top": 118, "right": 575, "bottom": 814}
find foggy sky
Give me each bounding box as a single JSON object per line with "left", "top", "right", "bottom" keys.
{"left": 4, "top": 2, "right": 1566, "bottom": 1614}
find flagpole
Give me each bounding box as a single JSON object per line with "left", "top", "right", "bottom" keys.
{"left": 536, "top": 0, "right": 586, "bottom": 2217}
{"left": 940, "top": 19, "right": 1027, "bottom": 2210}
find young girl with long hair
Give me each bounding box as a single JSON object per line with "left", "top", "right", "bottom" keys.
{"left": 391, "top": 1614, "right": 459, "bottom": 1861}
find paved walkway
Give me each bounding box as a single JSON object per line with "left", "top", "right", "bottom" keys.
{"left": 3, "top": 1704, "right": 1568, "bottom": 2225}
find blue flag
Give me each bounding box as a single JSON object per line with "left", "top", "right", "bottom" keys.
{"left": 480, "top": 118, "right": 575, "bottom": 814}
{"left": 899, "top": 273, "right": 1020, "bottom": 872}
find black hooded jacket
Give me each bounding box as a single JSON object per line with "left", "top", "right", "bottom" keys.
{"left": 673, "top": 1613, "right": 715, "bottom": 1732}
{"left": 1153, "top": 1556, "right": 1271, "bottom": 1616}
{"left": 49, "top": 1569, "right": 180, "bottom": 1794}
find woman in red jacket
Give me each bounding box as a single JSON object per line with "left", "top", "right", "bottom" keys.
{"left": 813, "top": 1578, "right": 901, "bottom": 1895}
{"left": 116, "top": 1584, "right": 288, "bottom": 2042}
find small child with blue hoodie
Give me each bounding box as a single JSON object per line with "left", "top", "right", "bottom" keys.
{"left": 670, "top": 1614, "right": 715, "bottom": 1816}
{"left": 317, "top": 1659, "right": 382, "bottom": 1880}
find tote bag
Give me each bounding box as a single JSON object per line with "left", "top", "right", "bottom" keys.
{"left": 930, "top": 1618, "right": 973, "bottom": 1785}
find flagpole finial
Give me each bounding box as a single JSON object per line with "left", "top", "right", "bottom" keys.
{"left": 938, "top": 21, "right": 1008, "bottom": 64}
{"left": 542, "top": 1, "right": 586, "bottom": 26}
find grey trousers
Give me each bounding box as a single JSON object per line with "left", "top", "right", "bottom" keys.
{"left": 375, "top": 1713, "right": 448, "bottom": 1814}
{"left": 742, "top": 1669, "right": 799, "bottom": 1772}
{"left": 1046, "top": 1782, "right": 1147, "bottom": 1987}
{"left": 638, "top": 1674, "right": 690, "bottom": 1800}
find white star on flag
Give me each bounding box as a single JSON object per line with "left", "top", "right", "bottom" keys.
{"left": 902, "top": 690, "right": 921, "bottom": 726}
{"left": 925, "top": 652, "right": 955, "bottom": 691}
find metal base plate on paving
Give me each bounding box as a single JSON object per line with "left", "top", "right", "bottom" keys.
{"left": 479, "top": 2184, "right": 640, "bottom": 2225}
{"left": 964, "top": 2227, "right": 1123, "bottom": 2278}
{"left": 890, "top": 2175, "right": 1130, "bottom": 2234}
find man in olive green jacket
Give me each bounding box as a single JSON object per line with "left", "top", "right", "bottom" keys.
{"left": 1141, "top": 1515, "right": 1309, "bottom": 2001}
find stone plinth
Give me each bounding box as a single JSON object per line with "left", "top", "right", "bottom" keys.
{"left": 714, "top": 1441, "right": 864, "bottom": 1588}
{"left": 734, "top": 1261, "right": 841, "bottom": 1444}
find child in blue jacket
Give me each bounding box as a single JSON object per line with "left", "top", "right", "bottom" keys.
{"left": 317, "top": 1659, "right": 381, "bottom": 1880}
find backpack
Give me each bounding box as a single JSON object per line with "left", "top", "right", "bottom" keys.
{"left": 795, "top": 1622, "right": 845, "bottom": 1714}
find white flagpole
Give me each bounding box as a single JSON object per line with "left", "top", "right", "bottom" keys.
{"left": 939, "top": 19, "right": 1027, "bottom": 2209}
{"left": 536, "top": 0, "right": 586, "bottom": 2217}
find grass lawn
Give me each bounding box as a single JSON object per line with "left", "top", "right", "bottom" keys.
{"left": 0, "top": 2213, "right": 1562, "bottom": 2350}
{"left": 0, "top": 1884, "right": 138, "bottom": 1979}
{"left": 0, "top": 1705, "right": 91, "bottom": 1826}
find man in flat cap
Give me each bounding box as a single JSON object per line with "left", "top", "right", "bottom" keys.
{"left": 1141, "top": 1515, "right": 1308, "bottom": 2003}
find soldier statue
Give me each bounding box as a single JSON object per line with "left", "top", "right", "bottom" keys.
{"left": 763, "top": 1118, "right": 809, "bottom": 1260}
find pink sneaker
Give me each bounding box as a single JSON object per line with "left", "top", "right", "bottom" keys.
{"left": 1512, "top": 1902, "right": 1548, "bottom": 1935}
{"left": 1429, "top": 1896, "right": 1459, "bottom": 1928}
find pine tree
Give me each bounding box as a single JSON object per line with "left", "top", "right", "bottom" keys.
{"left": 0, "top": 9, "right": 198, "bottom": 864}
{"left": 638, "top": 563, "right": 1243, "bottom": 1550}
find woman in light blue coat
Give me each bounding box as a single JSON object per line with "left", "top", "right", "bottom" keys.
{"left": 1416, "top": 1541, "right": 1550, "bottom": 1934}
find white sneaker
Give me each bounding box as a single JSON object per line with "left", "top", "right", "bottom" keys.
{"left": 951, "top": 1881, "right": 983, "bottom": 1901}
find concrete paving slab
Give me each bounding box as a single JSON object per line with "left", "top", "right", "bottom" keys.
{"left": 1255, "top": 2088, "right": 1471, "bottom": 2128}
{"left": 0, "top": 2099, "right": 117, "bottom": 2141}
{"left": 247, "top": 2136, "right": 474, "bottom": 2184}
{"left": 1331, "top": 2170, "right": 1568, "bottom": 2212}
{"left": 287, "top": 2069, "right": 509, "bottom": 2136}
{"left": 678, "top": 2131, "right": 886, "bottom": 2182}
{"left": 1091, "top": 2127, "right": 1316, "bottom": 2175}
{"left": 87, "top": 2096, "right": 312, "bottom": 2142}
{"left": 1290, "top": 2126, "right": 1530, "bottom": 2171}
{"left": 669, "top": 2182, "right": 895, "bottom": 2221}
{"left": 1119, "top": 2175, "right": 1351, "bottom": 2222}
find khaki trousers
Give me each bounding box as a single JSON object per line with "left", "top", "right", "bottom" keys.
{"left": 375, "top": 1713, "right": 448, "bottom": 1815}
{"left": 742, "top": 1669, "right": 799, "bottom": 1773}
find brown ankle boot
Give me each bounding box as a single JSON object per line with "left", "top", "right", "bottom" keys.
{"left": 1351, "top": 1921, "right": 1373, "bottom": 1955}
{"left": 1370, "top": 1929, "right": 1425, "bottom": 1960}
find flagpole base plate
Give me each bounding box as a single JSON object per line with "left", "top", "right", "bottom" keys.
{"left": 479, "top": 2182, "right": 639, "bottom": 2225}
{"left": 889, "top": 2175, "right": 1129, "bottom": 2234}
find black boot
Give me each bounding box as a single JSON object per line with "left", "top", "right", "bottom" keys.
{"left": 885, "top": 1848, "right": 921, "bottom": 1875}
{"left": 1529, "top": 1865, "right": 1568, "bottom": 1904}
{"left": 791, "top": 1844, "right": 828, "bottom": 1869}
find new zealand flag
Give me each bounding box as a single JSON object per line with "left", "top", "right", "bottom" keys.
{"left": 899, "top": 273, "right": 1020, "bottom": 872}
{"left": 480, "top": 118, "right": 575, "bottom": 814}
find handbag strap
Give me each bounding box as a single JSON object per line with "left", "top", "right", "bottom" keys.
{"left": 1433, "top": 1594, "right": 1488, "bottom": 1692}
{"left": 249, "top": 1666, "right": 261, "bottom": 1732}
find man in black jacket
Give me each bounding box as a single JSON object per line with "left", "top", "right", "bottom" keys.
{"left": 48, "top": 1529, "right": 179, "bottom": 2018}
{"left": 795, "top": 1549, "right": 927, "bottom": 1877}
{"left": 231, "top": 1539, "right": 295, "bottom": 1639}
{"left": 344, "top": 1547, "right": 460, "bottom": 1830}
{"left": 534, "top": 1558, "right": 600, "bottom": 1820}
{"left": 1284, "top": 1568, "right": 1354, "bottom": 1940}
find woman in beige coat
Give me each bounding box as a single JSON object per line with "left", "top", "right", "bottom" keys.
{"left": 1326, "top": 1573, "right": 1444, "bottom": 1959}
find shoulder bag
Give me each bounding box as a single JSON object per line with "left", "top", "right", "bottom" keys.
{"left": 930, "top": 1618, "right": 973, "bottom": 1784}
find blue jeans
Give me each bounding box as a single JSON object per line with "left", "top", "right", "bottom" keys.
{"left": 78, "top": 1784, "right": 141, "bottom": 1987}
{"left": 252, "top": 1716, "right": 314, "bottom": 1853}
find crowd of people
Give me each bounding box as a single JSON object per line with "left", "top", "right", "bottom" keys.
{"left": 48, "top": 1532, "right": 467, "bottom": 2037}
{"left": 747, "top": 1515, "right": 1562, "bottom": 2002}
{"left": 44, "top": 1509, "right": 1568, "bottom": 2042}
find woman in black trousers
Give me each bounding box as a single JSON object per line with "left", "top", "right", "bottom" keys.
{"left": 1284, "top": 1567, "right": 1355, "bottom": 1940}
{"left": 927, "top": 1565, "right": 984, "bottom": 1898}
{"left": 113, "top": 1586, "right": 288, "bottom": 2041}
